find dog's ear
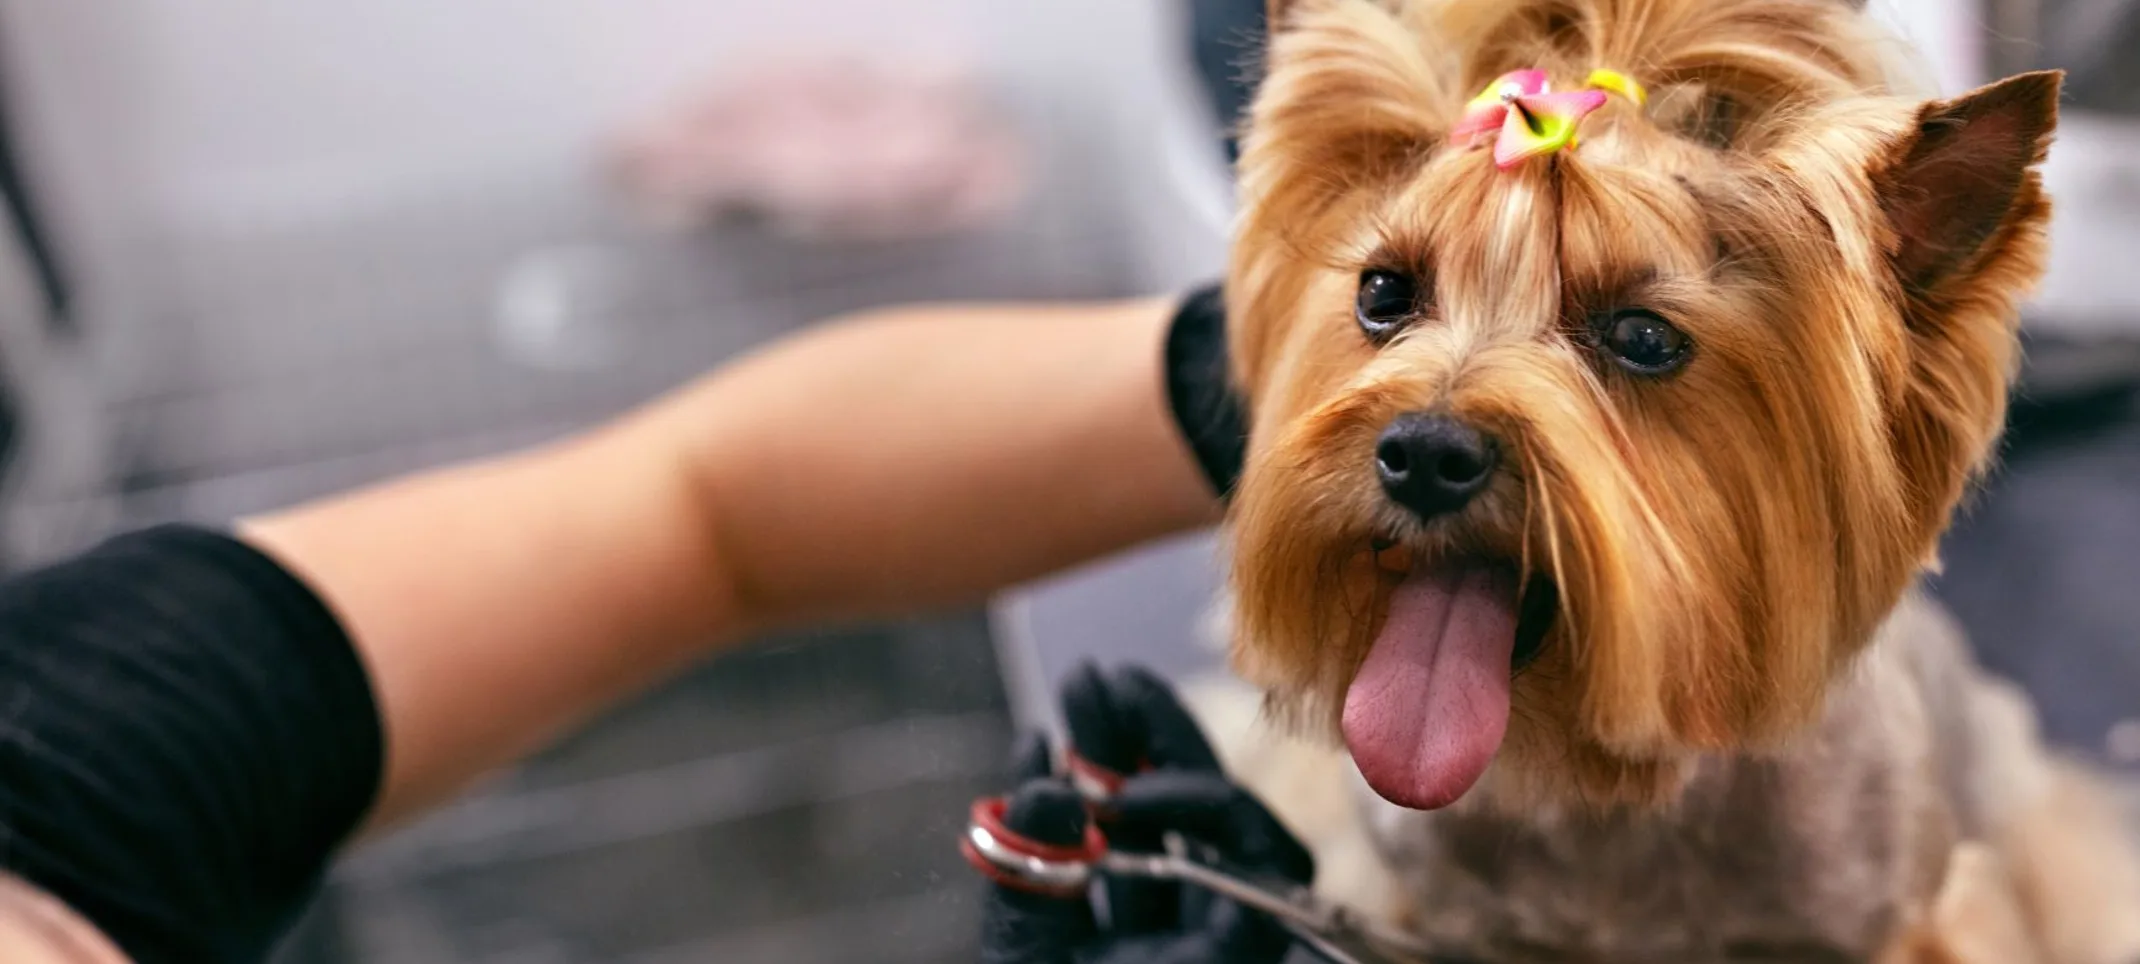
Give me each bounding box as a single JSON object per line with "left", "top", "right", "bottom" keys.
{"left": 1875, "top": 72, "right": 2060, "bottom": 561}
{"left": 1872, "top": 70, "right": 2061, "bottom": 299}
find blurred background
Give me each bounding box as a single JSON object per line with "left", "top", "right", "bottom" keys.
{"left": 0, "top": 1, "right": 2129, "bottom": 962}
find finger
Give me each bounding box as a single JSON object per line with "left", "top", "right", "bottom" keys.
{"left": 1108, "top": 771, "right": 1316, "bottom": 885}
{"left": 1089, "top": 667, "right": 1225, "bottom": 927}
{"left": 1009, "top": 730, "right": 1055, "bottom": 783}
{"left": 1062, "top": 661, "right": 1142, "bottom": 775}
{"left": 1106, "top": 666, "right": 1222, "bottom": 773}
{"left": 998, "top": 778, "right": 1090, "bottom": 854}
{"left": 1061, "top": 664, "right": 1192, "bottom": 933}
{"left": 979, "top": 781, "right": 1096, "bottom": 964}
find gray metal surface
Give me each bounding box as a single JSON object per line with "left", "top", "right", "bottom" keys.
{"left": 307, "top": 618, "right": 1012, "bottom": 964}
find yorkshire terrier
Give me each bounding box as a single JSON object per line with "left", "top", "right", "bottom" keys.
{"left": 1201, "top": 0, "right": 2140, "bottom": 961}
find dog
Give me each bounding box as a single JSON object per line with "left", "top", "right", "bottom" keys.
{"left": 1197, "top": 0, "right": 2140, "bottom": 961}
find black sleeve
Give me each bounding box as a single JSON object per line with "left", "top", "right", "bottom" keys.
{"left": 0, "top": 525, "right": 382, "bottom": 964}
{"left": 1164, "top": 283, "right": 1250, "bottom": 501}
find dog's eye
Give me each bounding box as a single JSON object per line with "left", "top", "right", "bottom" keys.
{"left": 1600, "top": 309, "right": 1691, "bottom": 375}
{"left": 1355, "top": 270, "right": 1421, "bottom": 342}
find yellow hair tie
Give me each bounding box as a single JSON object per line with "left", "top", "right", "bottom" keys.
{"left": 1585, "top": 68, "right": 1647, "bottom": 106}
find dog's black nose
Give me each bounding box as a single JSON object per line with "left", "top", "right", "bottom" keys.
{"left": 1375, "top": 413, "right": 1497, "bottom": 519}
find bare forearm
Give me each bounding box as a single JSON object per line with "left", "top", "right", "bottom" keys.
{"left": 240, "top": 418, "right": 731, "bottom": 827}
{"left": 241, "top": 296, "right": 1215, "bottom": 827}
{"left": 663, "top": 296, "right": 1218, "bottom": 632}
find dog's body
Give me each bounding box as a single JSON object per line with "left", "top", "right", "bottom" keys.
{"left": 1191, "top": 593, "right": 2140, "bottom": 963}
{"left": 1207, "top": 0, "right": 2140, "bottom": 961}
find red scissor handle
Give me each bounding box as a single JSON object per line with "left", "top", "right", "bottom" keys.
{"left": 961, "top": 749, "right": 1153, "bottom": 896}
{"left": 960, "top": 796, "right": 1110, "bottom": 898}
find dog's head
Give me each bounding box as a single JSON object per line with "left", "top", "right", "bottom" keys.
{"left": 1224, "top": 0, "right": 2061, "bottom": 810}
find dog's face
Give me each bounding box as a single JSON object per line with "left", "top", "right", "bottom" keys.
{"left": 1224, "top": 0, "right": 2061, "bottom": 810}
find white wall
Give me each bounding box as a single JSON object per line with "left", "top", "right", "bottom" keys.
{"left": 2, "top": 0, "right": 1009, "bottom": 236}
{"left": 2, "top": 0, "right": 1238, "bottom": 285}
{"left": 1867, "top": 0, "right": 1985, "bottom": 94}
{"left": 0, "top": 0, "right": 2004, "bottom": 254}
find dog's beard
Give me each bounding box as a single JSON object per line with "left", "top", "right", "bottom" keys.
{"left": 1226, "top": 354, "right": 1739, "bottom": 811}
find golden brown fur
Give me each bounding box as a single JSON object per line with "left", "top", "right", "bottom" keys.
{"left": 1214, "top": 0, "right": 2140, "bottom": 960}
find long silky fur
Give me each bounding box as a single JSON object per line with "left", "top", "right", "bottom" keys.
{"left": 1227, "top": 0, "right": 2050, "bottom": 809}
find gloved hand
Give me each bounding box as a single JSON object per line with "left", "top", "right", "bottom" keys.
{"left": 977, "top": 663, "right": 1314, "bottom": 964}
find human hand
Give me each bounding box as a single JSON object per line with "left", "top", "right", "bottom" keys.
{"left": 975, "top": 663, "right": 1313, "bottom": 964}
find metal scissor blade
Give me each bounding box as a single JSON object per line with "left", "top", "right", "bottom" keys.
{"left": 1097, "top": 847, "right": 1437, "bottom": 964}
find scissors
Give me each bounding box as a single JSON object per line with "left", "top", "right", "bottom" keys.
{"left": 961, "top": 755, "right": 1458, "bottom": 964}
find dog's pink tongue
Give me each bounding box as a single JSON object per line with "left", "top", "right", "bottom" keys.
{"left": 1343, "top": 564, "right": 1518, "bottom": 810}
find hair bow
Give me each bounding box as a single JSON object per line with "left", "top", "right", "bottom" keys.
{"left": 1453, "top": 69, "right": 1645, "bottom": 170}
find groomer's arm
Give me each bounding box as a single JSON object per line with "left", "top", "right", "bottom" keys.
{"left": 241, "top": 297, "right": 1217, "bottom": 829}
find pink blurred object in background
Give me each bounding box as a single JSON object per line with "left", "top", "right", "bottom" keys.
{"left": 608, "top": 58, "right": 1027, "bottom": 241}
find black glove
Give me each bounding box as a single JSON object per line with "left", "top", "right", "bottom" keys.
{"left": 977, "top": 663, "right": 1313, "bottom": 964}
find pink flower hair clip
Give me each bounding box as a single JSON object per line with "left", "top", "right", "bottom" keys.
{"left": 1453, "top": 68, "right": 1645, "bottom": 170}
